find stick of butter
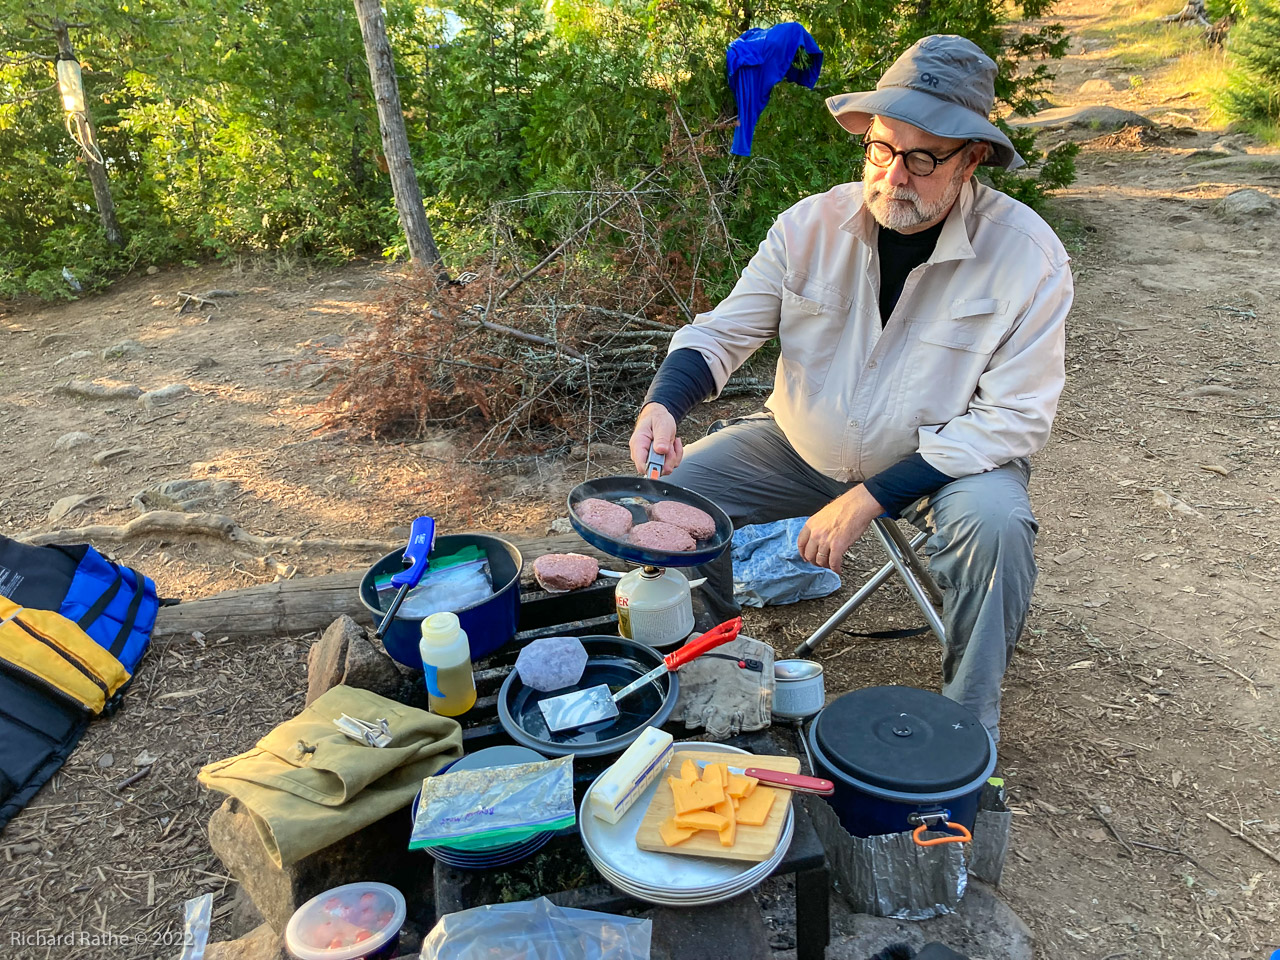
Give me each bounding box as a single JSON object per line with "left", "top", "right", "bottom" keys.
{"left": 588, "top": 726, "right": 674, "bottom": 823}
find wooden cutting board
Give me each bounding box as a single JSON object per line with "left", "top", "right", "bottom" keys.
{"left": 633, "top": 749, "right": 799, "bottom": 863}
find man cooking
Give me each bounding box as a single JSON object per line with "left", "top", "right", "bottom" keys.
{"left": 627, "top": 35, "right": 1072, "bottom": 742}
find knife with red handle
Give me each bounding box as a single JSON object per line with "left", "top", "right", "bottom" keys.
{"left": 694, "top": 759, "right": 834, "bottom": 796}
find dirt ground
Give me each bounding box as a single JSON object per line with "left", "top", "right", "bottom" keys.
{"left": 2, "top": 0, "right": 1279, "bottom": 957}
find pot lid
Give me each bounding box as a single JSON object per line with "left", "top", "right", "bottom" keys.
{"left": 813, "top": 686, "right": 991, "bottom": 794}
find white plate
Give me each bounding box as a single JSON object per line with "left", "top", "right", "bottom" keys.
{"left": 578, "top": 741, "right": 795, "bottom": 897}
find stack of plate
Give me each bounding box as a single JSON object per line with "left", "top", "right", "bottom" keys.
{"left": 412, "top": 745, "right": 555, "bottom": 870}
{"left": 578, "top": 742, "right": 795, "bottom": 907}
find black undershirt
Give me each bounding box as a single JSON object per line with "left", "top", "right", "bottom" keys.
{"left": 643, "top": 218, "right": 957, "bottom": 516}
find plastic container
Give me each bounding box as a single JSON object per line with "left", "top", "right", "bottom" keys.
{"left": 359, "top": 533, "right": 523, "bottom": 668}
{"left": 808, "top": 685, "right": 995, "bottom": 838}
{"left": 419, "top": 612, "right": 476, "bottom": 717}
{"left": 284, "top": 881, "right": 405, "bottom": 960}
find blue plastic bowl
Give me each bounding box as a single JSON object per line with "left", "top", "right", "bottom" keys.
{"left": 359, "top": 533, "right": 523, "bottom": 669}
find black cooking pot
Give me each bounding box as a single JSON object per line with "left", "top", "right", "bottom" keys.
{"left": 497, "top": 636, "right": 678, "bottom": 758}
{"left": 808, "top": 686, "right": 995, "bottom": 844}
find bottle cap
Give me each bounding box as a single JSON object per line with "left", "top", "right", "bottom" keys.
{"left": 421, "top": 612, "right": 463, "bottom": 646}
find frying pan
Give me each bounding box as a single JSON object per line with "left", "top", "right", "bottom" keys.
{"left": 567, "top": 451, "right": 733, "bottom": 567}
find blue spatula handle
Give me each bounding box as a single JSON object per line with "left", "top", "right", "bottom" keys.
{"left": 391, "top": 516, "right": 436, "bottom": 589}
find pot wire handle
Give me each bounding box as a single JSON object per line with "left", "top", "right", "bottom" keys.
{"left": 911, "top": 821, "right": 972, "bottom": 847}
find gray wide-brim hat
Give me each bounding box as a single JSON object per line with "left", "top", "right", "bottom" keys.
{"left": 826, "top": 34, "right": 1024, "bottom": 171}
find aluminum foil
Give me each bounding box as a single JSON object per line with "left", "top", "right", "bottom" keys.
{"left": 804, "top": 796, "right": 966, "bottom": 920}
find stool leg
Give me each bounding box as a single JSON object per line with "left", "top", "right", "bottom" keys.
{"left": 879, "top": 517, "right": 945, "bottom": 607}
{"left": 791, "top": 531, "right": 927, "bottom": 657}
{"left": 873, "top": 519, "right": 947, "bottom": 645}
{"left": 794, "top": 864, "right": 830, "bottom": 960}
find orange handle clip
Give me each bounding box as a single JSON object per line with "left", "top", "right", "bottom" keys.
{"left": 911, "top": 821, "right": 972, "bottom": 847}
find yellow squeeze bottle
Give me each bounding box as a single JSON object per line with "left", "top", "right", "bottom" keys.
{"left": 419, "top": 612, "right": 476, "bottom": 717}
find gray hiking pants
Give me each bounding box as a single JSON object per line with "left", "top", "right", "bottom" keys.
{"left": 668, "top": 413, "right": 1038, "bottom": 741}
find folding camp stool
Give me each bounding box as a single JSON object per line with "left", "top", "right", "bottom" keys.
{"left": 791, "top": 517, "right": 946, "bottom": 657}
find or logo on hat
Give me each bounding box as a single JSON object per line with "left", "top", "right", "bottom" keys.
{"left": 920, "top": 72, "right": 940, "bottom": 88}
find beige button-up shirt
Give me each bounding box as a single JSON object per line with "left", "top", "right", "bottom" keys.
{"left": 669, "top": 178, "right": 1072, "bottom": 482}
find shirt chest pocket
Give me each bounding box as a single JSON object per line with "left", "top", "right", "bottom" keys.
{"left": 898, "top": 298, "right": 1010, "bottom": 424}
{"left": 778, "top": 277, "right": 851, "bottom": 396}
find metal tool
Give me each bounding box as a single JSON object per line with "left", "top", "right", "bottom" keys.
{"left": 538, "top": 617, "right": 743, "bottom": 732}
{"left": 691, "top": 759, "right": 835, "bottom": 796}
{"left": 373, "top": 516, "right": 436, "bottom": 640}
{"left": 333, "top": 714, "right": 393, "bottom": 748}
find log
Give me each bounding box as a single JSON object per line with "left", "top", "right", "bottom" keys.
{"left": 152, "top": 532, "right": 617, "bottom": 641}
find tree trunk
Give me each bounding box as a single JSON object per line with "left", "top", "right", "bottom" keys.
{"left": 53, "top": 21, "right": 124, "bottom": 249}
{"left": 351, "top": 0, "right": 444, "bottom": 269}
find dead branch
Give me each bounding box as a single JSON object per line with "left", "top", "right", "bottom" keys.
{"left": 1205, "top": 813, "right": 1280, "bottom": 865}
{"left": 1159, "top": 0, "right": 1210, "bottom": 27}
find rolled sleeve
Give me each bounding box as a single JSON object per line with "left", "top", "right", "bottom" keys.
{"left": 917, "top": 257, "right": 1072, "bottom": 477}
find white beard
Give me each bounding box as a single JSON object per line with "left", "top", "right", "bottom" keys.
{"left": 863, "top": 166, "right": 965, "bottom": 232}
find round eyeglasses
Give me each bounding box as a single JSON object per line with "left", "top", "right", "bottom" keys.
{"left": 861, "top": 138, "right": 976, "bottom": 177}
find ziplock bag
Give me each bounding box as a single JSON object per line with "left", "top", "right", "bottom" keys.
{"left": 409, "top": 755, "right": 574, "bottom": 850}
{"left": 419, "top": 897, "right": 651, "bottom": 960}
{"left": 376, "top": 557, "right": 493, "bottom": 619}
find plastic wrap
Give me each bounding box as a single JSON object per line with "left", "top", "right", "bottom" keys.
{"left": 376, "top": 558, "right": 494, "bottom": 619}
{"left": 806, "top": 796, "right": 966, "bottom": 919}
{"left": 420, "top": 897, "right": 651, "bottom": 960}
{"left": 409, "top": 755, "right": 575, "bottom": 850}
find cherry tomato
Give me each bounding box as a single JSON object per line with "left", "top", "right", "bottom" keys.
{"left": 328, "top": 937, "right": 345, "bottom": 949}
{"left": 354, "top": 929, "right": 372, "bottom": 942}
{"left": 359, "top": 892, "right": 378, "bottom": 906}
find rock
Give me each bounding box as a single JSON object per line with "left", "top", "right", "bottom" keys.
{"left": 1007, "top": 104, "right": 1154, "bottom": 132}
{"left": 48, "top": 494, "right": 105, "bottom": 523}
{"left": 97, "top": 753, "right": 114, "bottom": 769}
{"left": 306, "top": 615, "right": 364, "bottom": 706}
{"left": 51, "top": 381, "right": 144, "bottom": 401}
{"left": 53, "top": 350, "right": 96, "bottom": 367}
{"left": 1078, "top": 78, "right": 1120, "bottom": 95}
{"left": 825, "top": 881, "right": 1033, "bottom": 960}
{"left": 146, "top": 265, "right": 159, "bottom": 275}
{"left": 548, "top": 516, "right": 574, "bottom": 535}
{"left": 1213, "top": 188, "right": 1278, "bottom": 221}
{"left": 53, "top": 431, "right": 98, "bottom": 452}
{"left": 131, "top": 478, "right": 236, "bottom": 513}
{"left": 40, "top": 333, "right": 74, "bottom": 348}
{"left": 190, "top": 357, "right": 220, "bottom": 371}
{"left": 204, "top": 922, "right": 283, "bottom": 960}
{"left": 1186, "top": 153, "right": 1280, "bottom": 175}
{"left": 341, "top": 630, "right": 404, "bottom": 703}
{"left": 102, "top": 339, "right": 147, "bottom": 360}
{"left": 207, "top": 797, "right": 433, "bottom": 934}
{"left": 317, "top": 279, "right": 354, "bottom": 290}
{"left": 138, "top": 383, "right": 193, "bottom": 409}
{"left": 1160, "top": 111, "right": 1197, "bottom": 127}
{"left": 93, "top": 446, "right": 142, "bottom": 465}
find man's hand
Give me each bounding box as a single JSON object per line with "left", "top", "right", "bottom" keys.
{"left": 797, "top": 485, "right": 886, "bottom": 572}
{"left": 629, "top": 402, "right": 684, "bottom": 475}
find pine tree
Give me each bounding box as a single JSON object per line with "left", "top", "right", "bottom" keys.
{"left": 1225, "top": 0, "right": 1280, "bottom": 121}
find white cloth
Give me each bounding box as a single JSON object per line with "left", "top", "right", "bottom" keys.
{"left": 668, "top": 178, "right": 1072, "bottom": 481}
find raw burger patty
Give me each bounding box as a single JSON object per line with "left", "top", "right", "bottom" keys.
{"left": 576, "top": 497, "right": 634, "bottom": 539}
{"left": 646, "top": 500, "right": 716, "bottom": 540}
{"left": 628, "top": 520, "right": 696, "bottom": 552}
{"left": 533, "top": 553, "right": 600, "bottom": 592}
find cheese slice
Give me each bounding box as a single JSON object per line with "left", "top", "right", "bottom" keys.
{"left": 727, "top": 773, "right": 758, "bottom": 799}
{"left": 714, "top": 797, "right": 736, "bottom": 847}
{"left": 659, "top": 817, "right": 698, "bottom": 846}
{"left": 680, "top": 759, "right": 699, "bottom": 783}
{"left": 734, "top": 785, "right": 777, "bottom": 826}
{"left": 671, "top": 777, "right": 724, "bottom": 814}
{"left": 674, "top": 810, "right": 728, "bottom": 831}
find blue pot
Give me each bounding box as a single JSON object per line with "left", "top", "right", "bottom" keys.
{"left": 359, "top": 534, "right": 523, "bottom": 668}
{"left": 807, "top": 685, "right": 995, "bottom": 840}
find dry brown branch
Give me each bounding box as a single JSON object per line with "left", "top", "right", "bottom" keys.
{"left": 1205, "top": 813, "right": 1280, "bottom": 865}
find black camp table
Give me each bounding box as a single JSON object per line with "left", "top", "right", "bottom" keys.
{"left": 417, "top": 578, "right": 831, "bottom": 960}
